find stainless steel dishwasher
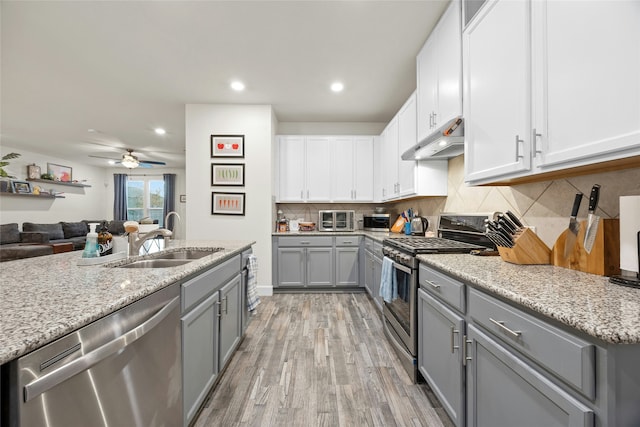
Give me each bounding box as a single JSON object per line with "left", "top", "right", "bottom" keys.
{"left": 3, "top": 282, "right": 182, "bottom": 427}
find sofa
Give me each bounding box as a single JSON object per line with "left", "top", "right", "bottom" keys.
{"left": 0, "top": 220, "right": 127, "bottom": 262}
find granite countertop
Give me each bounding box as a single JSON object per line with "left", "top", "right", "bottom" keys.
{"left": 0, "top": 239, "right": 254, "bottom": 365}
{"left": 417, "top": 254, "right": 640, "bottom": 345}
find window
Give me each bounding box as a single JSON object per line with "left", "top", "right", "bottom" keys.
{"left": 127, "top": 177, "right": 165, "bottom": 226}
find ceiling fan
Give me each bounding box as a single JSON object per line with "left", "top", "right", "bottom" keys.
{"left": 89, "top": 149, "right": 167, "bottom": 169}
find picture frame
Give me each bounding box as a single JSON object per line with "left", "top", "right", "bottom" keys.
{"left": 211, "top": 135, "right": 244, "bottom": 158}
{"left": 211, "top": 163, "right": 245, "bottom": 186}
{"left": 47, "top": 163, "right": 72, "bottom": 182}
{"left": 12, "top": 180, "right": 32, "bottom": 194}
{"left": 212, "top": 192, "right": 245, "bottom": 215}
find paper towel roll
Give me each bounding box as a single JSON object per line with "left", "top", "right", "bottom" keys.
{"left": 620, "top": 195, "right": 640, "bottom": 274}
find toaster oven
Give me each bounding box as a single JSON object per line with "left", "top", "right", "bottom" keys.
{"left": 363, "top": 213, "right": 391, "bottom": 231}
{"left": 318, "top": 210, "right": 355, "bottom": 232}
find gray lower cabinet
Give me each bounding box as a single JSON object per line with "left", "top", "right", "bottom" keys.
{"left": 181, "top": 255, "right": 243, "bottom": 427}
{"left": 418, "top": 288, "right": 465, "bottom": 427}
{"left": 307, "top": 247, "right": 334, "bottom": 286}
{"left": 466, "top": 324, "right": 594, "bottom": 427}
{"left": 363, "top": 237, "right": 383, "bottom": 310}
{"left": 274, "top": 236, "right": 335, "bottom": 288}
{"left": 335, "top": 236, "right": 361, "bottom": 287}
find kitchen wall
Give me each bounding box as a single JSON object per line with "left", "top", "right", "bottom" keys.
{"left": 277, "top": 122, "right": 385, "bottom": 135}
{"left": 0, "top": 145, "right": 110, "bottom": 225}
{"left": 185, "top": 104, "right": 275, "bottom": 295}
{"left": 391, "top": 155, "right": 640, "bottom": 247}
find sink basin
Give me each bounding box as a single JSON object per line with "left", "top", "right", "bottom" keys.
{"left": 117, "top": 259, "right": 192, "bottom": 269}
{"left": 154, "top": 249, "right": 221, "bottom": 260}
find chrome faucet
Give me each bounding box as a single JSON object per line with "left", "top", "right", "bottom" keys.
{"left": 164, "top": 211, "right": 181, "bottom": 239}
{"left": 128, "top": 228, "right": 173, "bottom": 256}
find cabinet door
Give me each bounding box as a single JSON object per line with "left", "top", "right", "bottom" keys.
{"left": 364, "top": 251, "right": 374, "bottom": 295}
{"left": 397, "top": 92, "right": 417, "bottom": 197}
{"left": 418, "top": 289, "right": 465, "bottom": 427}
{"left": 307, "top": 247, "right": 334, "bottom": 287}
{"left": 533, "top": 1, "right": 640, "bottom": 168}
{"left": 353, "top": 136, "right": 374, "bottom": 201}
{"left": 219, "top": 274, "right": 242, "bottom": 370}
{"left": 417, "top": 38, "right": 439, "bottom": 142}
{"left": 372, "top": 255, "right": 382, "bottom": 311}
{"left": 382, "top": 116, "right": 399, "bottom": 200}
{"left": 278, "top": 136, "right": 305, "bottom": 201}
{"left": 463, "top": 0, "right": 532, "bottom": 183}
{"left": 436, "top": 0, "right": 462, "bottom": 128}
{"left": 182, "top": 293, "right": 219, "bottom": 427}
{"left": 466, "top": 324, "right": 594, "bottom": 427}
{"left": 335, "top": 247, "right": 359, "bottom": 286}
{"left": 305, "top": 137, "right": 331, "bottom": 201}
{"left": 332, "top": 137, "right": 355, "bottom": 201}
{"left": 277, "top": 248, "right": 305, "bottom": 287}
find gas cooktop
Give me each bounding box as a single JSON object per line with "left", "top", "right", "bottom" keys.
{"left": 383, "top": 237, "right": 485, "bottom": 254}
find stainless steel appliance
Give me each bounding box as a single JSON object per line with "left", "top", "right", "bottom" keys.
{"left": 3, "top": 282, "right": 182, "bottom": 427}
{"left": 363, "top": 213, "right": 392, "bottom": 231}
{"left": 381, "top": 213, "right": 494, "bottom": 383}
{"left": 318, "top": 210, "right": 355, "bottom": 232}
{"left": 410, "top": 216, "right": 428, "bottom": 235}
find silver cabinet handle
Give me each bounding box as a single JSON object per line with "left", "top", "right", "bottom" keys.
{"left": 424, "top": 279, "right": 440, "bottom": 289}
{"left": 429, "top": 112, "right": 433, "bottom": 129}
{"left": 217, "top": 300, "right": 223, "bottom": 317}
{"left": 300, "top": 241, "right": 310, "bottom": 245}
{"left": 342, "top": 241, "right": 353, "bottom": 244}
{"left": 489, "top": 317, "right": 522, "bottom": 338}
{"left": 515, "top": 135, "right": 524, "bottom": 161}
{"left": 432, "top": 111, "right": 437, "bottom": 128}
{"left": 532, "top": 128, "right": 542, "bottom": 157}
{"left": 300, "top": 190, "right": 303, "bottom": 199}
{"left": 224, "top": 296, "right": 228, "bottom": 315}
{"left": 24, "top": 295, "right": 180, "bottom": 402}
{"left": 462, "top": 335, "right": 472, "bottom": 366}
{"left": 353, "top": 190, "right": 356, "bottom": 200}
{"left": 451, "top": 327, "right": 460, "bottom": 354}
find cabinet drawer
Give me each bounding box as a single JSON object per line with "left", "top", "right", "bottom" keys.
{"left": 468, "top": 288, "right": 595, "bottom": 399}
{"left": 182, "top": 255, "right": 240, "bottom": 312}
{"left": 335, "top": 236, "right": 361, "bottom": 247}
{"left": 278, "top": 236, "right": 333, "bottom": 247}
{"left": 419, "top": 264, "right": 465, "bottom": 313}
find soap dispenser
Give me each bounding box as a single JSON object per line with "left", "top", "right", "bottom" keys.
{"left": 97, "top": 222, "right": 113, "bottom": 256}
{"left": 82, "top": 223, "right": 100, "bottom": 258}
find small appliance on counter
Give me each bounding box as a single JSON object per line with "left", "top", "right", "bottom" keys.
{"left": 410, "top": 217, "right": 428, "bottom": 235}
{"left": 318, "top": 210, "right": 355, "bottom": 232}
{"left": 363, "top": 213, "right": 392, "bottom": 231}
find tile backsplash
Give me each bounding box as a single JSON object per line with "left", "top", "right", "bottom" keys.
{"left": 276, "top": 155, "right": 640, "bottom": 248}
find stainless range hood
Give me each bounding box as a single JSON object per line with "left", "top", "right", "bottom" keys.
{"left": 401, "top": 116, "right": 464, "bottom": 160}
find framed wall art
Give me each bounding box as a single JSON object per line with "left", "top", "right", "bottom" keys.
{"left": 47, "top": 163, "right": 72, "bottom": 182}
{"left": 12, "top": 180, "right": 32, "bottom": 194}
{"left": 212, "top": 192, "right": 245, "bottom": 215}
{"left": 211, "top": 163, "right": 244, "bottom": 186}
{"left": 211, "top": 135, "right": 244, "bottom": 158}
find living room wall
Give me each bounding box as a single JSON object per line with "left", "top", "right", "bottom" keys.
{"left": 0, "top": 145, "right": 110, "bottom": 227}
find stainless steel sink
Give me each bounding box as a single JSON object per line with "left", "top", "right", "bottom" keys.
{"left": 154, "top": 249, "right": 221, "bottom": 260}
{"left": 117, "top": 259, "right": 193, "bottom": 268}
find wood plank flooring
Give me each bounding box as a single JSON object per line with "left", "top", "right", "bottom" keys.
{"left": 194, "top": 293, "right": 454, "bottom": 427}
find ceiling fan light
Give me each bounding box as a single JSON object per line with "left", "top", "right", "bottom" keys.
{"left": 121, "top": 154, "right": 140, "bottom": 169}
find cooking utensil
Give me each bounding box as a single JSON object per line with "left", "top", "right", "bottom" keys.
{"left": 583, "top": 184, "right": 601, "bottom": 254}
{"left": 505, "top": 211, "right": 524, "bottom": 229}
{"left": 563, "top": 192, "right": 583, "bottom": 259}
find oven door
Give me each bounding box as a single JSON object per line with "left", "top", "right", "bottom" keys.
{"left": 382, "top": 260, "right": 417, "bottom": 355}
{"left": 319, "top": 211, "right": 335, "bottom": 231}
{"left": 334, "top": 211, "right": 354, "bottom": 231}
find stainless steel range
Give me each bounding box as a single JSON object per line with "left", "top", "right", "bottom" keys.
{"left": 381, "top": 213, "right": 495, "bottom": 383}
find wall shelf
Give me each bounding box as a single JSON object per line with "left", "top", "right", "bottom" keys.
{"left": 0, "top": 192, "right": 64, "bottom": 199}
{"left": 27, "top": 178, "right": 91, "bottom": 188}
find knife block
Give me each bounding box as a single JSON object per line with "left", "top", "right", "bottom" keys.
{"left": 551, "top": 219, "right": 620, "bottom": 276}
{"left": 497, "top": 228, "right": 551, "bottom": 265}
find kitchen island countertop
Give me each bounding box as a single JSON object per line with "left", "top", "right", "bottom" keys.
{"left": 417, "top": 253, "right": 640, "bottom": 345}
{"left": 0, "top": 239, "right": 254, "bottom": 365}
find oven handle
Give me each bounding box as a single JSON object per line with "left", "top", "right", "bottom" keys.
{"left": 391, "top": 260, "right": 412, "bottom": 275}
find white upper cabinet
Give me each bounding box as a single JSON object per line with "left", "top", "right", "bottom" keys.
{"left": 463, "top": 0, "right": 531, "bottom": 183}
{"left": 417, "top": 0, "right": 463, "bottom": 142}
{"left": 532, "top": 0, "right": 640, "bottom": 169}
{"left": 464, "top": 0, "right": 640, "bottom": 185}
{"left": 332, "top": 136, "right": 374, "bottom": 202}
{"left": 278, "top": 135, "right": 374, "bottom": 203}
{"left": 381, "top": 115, "right": 399, "bottom": 200}
{"left": 397, "top": 92, "right": 418, "bottom": 197}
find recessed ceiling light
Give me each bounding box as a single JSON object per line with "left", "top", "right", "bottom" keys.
{"left": 231, "top": 81, "right": 245, "bottom": 91}
{"left": 331, "top": 82, "right": 344, "bottom": 92}
{"left": 154, "top": 128, "right": 166, "bottom": 135}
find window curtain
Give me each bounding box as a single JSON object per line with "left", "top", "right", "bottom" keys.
{"left": 113, "top": 174, "right": 128, "bottom": 221}
{"left": 163, "top": 174, "right": 176, "bottom": 230}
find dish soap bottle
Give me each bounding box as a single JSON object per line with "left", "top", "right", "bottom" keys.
{"left": 82, "top": 223, "right": 100, "bottom": 258}
{"left": 97, "top": 222, "right": 113, "bottom": 256}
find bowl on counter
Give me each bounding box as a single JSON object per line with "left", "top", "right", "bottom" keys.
{"left": 298, "top": 222, "right": 315, "bottom": 231}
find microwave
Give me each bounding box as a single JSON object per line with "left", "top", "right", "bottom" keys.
{"left": 363, "top": 213, "right": 391, "bottom": 231}
{"left": 318, "top": 210, "right": 355, "bottom": 232}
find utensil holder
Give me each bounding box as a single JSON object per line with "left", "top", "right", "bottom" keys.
{"left": 497, "top": 228, "right": 551, "bottom": 265}
{"left": 551, "top": 219, "right": 620, "bottom": 276}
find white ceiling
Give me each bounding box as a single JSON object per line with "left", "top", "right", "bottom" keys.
{"left": 1, "top": 0, "right": 449, "bottom": 168}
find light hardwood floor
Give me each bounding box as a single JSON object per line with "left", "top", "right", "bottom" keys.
{"left": 194, "top": 293, "right": 454, "bottom": 427}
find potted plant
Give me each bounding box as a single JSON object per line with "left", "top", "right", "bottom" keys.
{"left": 0, "top": 152, "right": 21, "bottom": 178}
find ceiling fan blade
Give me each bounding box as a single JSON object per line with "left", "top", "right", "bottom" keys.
{"left": 139, "top": 159, "right": 167, "bottom": 166}
{"left": 89, "top": 154, "right": 119, "bottom": 161}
